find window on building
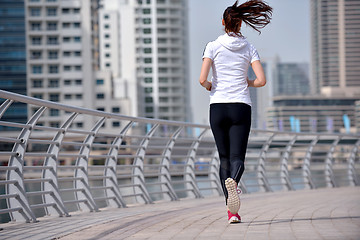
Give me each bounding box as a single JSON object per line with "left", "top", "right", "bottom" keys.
{"left": 49, "top": 65, "right": 59, "bottom": 73}
{"left": 32, "top": 79, "right": 43, "bottom": 88}
{"left": 147, "top": 0, "right": 151, "bottom": 3}
{"left": 105, "top": 34, "right": 110, "bottom": 38}
{"left": 105, "top": 43, "right": 110, "bottom": 48}
{"left": 64, "top": 79, "right": 71, "bottom": 85}
{"left": 64, "top": 94, "right": 72, "bottom": 99}
{"left": 74, "top": 36, "right": 81, "bottom": 42}
{"left": 112, "top": 107, "right": 120, "bottom": 113}
{"left": 75, "top": 79, "right": 82, "bottom": 85}
{"left": 145, "top": 107, "right": 153, "bottom": 113}
{"left": 47, "top": 22, "right": 57, "bottom": 30}
{"left": 144, "top": 77, "right": 152, "bottom": 83}
{"left": 49, "top": 93, "right": 59, "bottom": 102}
{"left": 104, "top": 14, "right": 109, "bottom": 19}
{"left": 105, "top": 63, "right": 111, "bottom": 67}
{"left": 75, "top": 65, "right": 82, "bottom": 71}
{"left": 31, "top": 51, "right": 42, "bottom": 59}
{"left": 48, "top": 79, "right": 59, "bottom": 88}
{"left": 63, "top": 37, "right": 70, "bottom": 43}
{"left": 32, "top": 37, "right": 42, "bottom": 45}
{"left": 74, "top": 51, "right": 81, "bottom": 57}
{"left": 47, "top": 36, "right": 58, "bottom": 45}
{"left": 143, "top": 9, "right": 151, "bottom": 14}
{"left": 63, "top": 65, "right": 71, "bottom": 71}
{"left": 97, "top": 107, "right": 105, "bottom": 111}
{"left": 157, "top": 8, "right": 166, "bottom": 14}
{"left": 105, "top": 53, "right": 110, "bottom": 58}
{"left": 62, "top": 22, "right": 70, "bottom": 28}
{"left": 50, "top": 109, "right": 59, "bottom": 116}
{"left": 76, "top": 122, "right": 83, "bottom": 128}
{"left": 73, "top": 8, "right": 80, "bottom": 14}
{"left": 112, "top": 121, "right": 120, "bottom": 127}
{"left": 31, "top": 22, "right": 41, "bottom": 31}
{"left": 159, "top": 67, "right": 167, "bottom": 73}
{"left": 144, "top": 87, "right": 153, "bottom": 93}
{"left": 145, "top": 97, "right": 153, "bottom": 103}
{"left": 30, "top": 8, "right": 41, "bottom": 17}
{"left": 144, "top": 58, "right": 152, "bottom": 63}
{"left": 143, "top": 38, "right": 152, "bottom": 44}
{"left": 73, "top": 22, "right": 81, "bottom": 28}
{"left": 96, "top": 79, "right": 104, "bottom": 85}
{"left": 63, "top": 51, "right": 71, "bottom": 57}
{"left": 143, "top": 18, "right": 151, "bottom": 24}
{"left": 96, "top": 93, "right": 105, "bottom": 99}
{"left": 62, "top": 8, "right": 70, "bottom": 14}
{"left": 75, "top": 94, "right": 82, "bottom": 99}
{"left": 48, "top": 51, "right": 58, "bottom": 59}
{"left": 104, "top": 24, "right": 110, "bottom": 29}
{"left": 32, "top": 65, "right": 42, "bottom": 74}
{"left": 50, "top": 122, "right": 60, "bottom": 128}
{"left": 47, "top": 8, "right": 57, "bottom": 16}
{"left": 144, "top": 48, "right": 152, "bottom": 54}
{"left": 32, "top": 93, "right": 43, "bottom": 99}
{"left": 159, "top": 87, "right": 168, "bottom": 93}
{"left": 144, "top": 68, "right": 152, "bottom": 73}
{"left": 143, "top": 28, "right": 151, "bottom": 34}
{"left": 159, "top": 77, "right": 168, "bottom": 83}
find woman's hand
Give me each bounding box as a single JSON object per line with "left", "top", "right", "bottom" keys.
{"left": 202, "top": 81, "right": 212, "bottom": 91}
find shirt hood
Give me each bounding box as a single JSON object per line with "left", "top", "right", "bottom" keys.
{"left": 216, "top": 33, "right": 247, "bottom": 51}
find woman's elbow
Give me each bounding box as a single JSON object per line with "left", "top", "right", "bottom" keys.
{"left": 258, "top": 77, "right": 266, "bottom": 87}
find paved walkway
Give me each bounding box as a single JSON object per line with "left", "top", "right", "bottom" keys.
{"left": 1, "top": 187, "right": 359, "bottom": 240}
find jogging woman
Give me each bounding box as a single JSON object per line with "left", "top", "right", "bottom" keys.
{"left": 199, "top": 0, "right": 272, "bottom": 223}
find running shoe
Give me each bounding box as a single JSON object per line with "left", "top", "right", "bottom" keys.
{"left": 225, "top": 178, "right": 241, "bottom": 214}
{"left": 228, "top": 210, "right": 241, "bottom": 224}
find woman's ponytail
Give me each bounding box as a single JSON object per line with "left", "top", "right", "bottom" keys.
{"left": 223, "top": 0, "right": 273, "bottom": 34}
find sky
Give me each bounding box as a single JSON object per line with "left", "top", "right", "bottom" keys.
{"left": 188, "top": 0, "right": 311, "bottom": 124}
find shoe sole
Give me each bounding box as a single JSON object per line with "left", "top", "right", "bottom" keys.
{"left": 228, "top": 216, "right": 241, "bottom": 224}
{"left": 225, "top": 178, "right": 240, "bottom": 214}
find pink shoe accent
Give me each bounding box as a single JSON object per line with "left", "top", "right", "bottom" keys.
{"left": 227, "top": 210, "right": 241, "bottom": 223}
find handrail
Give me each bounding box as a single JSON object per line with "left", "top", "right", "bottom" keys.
{"left": 0, "top": 90, "right": 359, "bottom": 224}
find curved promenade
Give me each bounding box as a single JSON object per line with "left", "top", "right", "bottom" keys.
{"left": 1, "top": 187, "right": 359, "bottom": 240}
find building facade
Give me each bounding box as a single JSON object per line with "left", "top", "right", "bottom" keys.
{"left": 311, "top": 0, "right": 360, "bottom": 97}
{"left": 100, "top": 0, "right": 191, "bottom": 122}
{"left": 25, "top": 0, "right": 128, "bottom": 132}
{"left": 273, "top": 62, "right": 309, "bottom": 96}
{"left": 267, "top": 96, "right": 358, "bottom": 133}
{"left": 0, "top": 0, "right": 27, "bottom": 131}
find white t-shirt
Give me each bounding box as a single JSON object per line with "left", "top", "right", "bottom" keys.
{"left": 202, "top": 33, "right": 260, "bottom": 106}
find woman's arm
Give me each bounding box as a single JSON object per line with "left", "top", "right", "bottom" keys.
{"left": 247, "top": 60, "right": 266, "bottom": 88}
{"left": 199, "top": 58, "right": 212, "bottom": 91}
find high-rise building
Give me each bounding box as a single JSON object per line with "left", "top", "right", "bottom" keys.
{"left": 25, "top": 0, "right": 128, "bottom": 132}
{"left": 273, "top": 62, "right": 309, "bottom": 96}
{"left": 100, "top": 0, "right": 191, "bottom": 122}
{"left": 0, "top": 0, "right": 27, "bottom": 130}
{"left": 311, "top": 0, "right": 360, "bottom": 97}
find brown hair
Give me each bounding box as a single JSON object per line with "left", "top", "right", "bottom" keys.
{"left": 223, "top": 0, "right": 273, "bottom": 35}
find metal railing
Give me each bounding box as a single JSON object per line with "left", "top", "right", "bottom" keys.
{"left": 0, "top": 89, "right": 359, "bottom": 224}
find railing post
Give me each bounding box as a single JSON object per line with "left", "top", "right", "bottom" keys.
{"left": 325, "top": 137, "right": 341, "bottom": 188}
{"left": 347, "top": 139, "right": 360, "bottom": 186}
{"left": 279, "top": 135, "right": 297, "bottom": 191}
{"left": 257, "top": 133, "right": 275, "bottom": 192}
{"left": 74, "top": 117, "right": 106, "bottom": 212}
{"left": 303, "top": 136, "right": 319, "bottom": 189}
{"left": 42, "top": 113, "right": 78, "bottom": 217}
{"left": 6, "top": 107, "right": 47, "bottom": 222}
{"left": 159, "top": 126, "right": 182, "bottom": 201}
{"left": 104, "top": 121, "right": 134, "bottom": 208}
{"left": 0, "top": 99, "right": 14, "bottom": 118}
{"left": 184, "top": 129, "right": 206, "bottom": 199}
{"left": 132, "top": 124, "right": 159, "bottom": 204}
{"left": 209, "top": 150, "right": 224, "bottom": 195}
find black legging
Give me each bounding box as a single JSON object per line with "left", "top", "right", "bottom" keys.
{"left": 210, "top": 103, "right": 251, "bottom": 203}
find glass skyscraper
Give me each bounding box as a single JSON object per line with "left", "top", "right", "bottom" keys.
{"left": 0, "top": 0, "right": 27, "bottom": 130}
